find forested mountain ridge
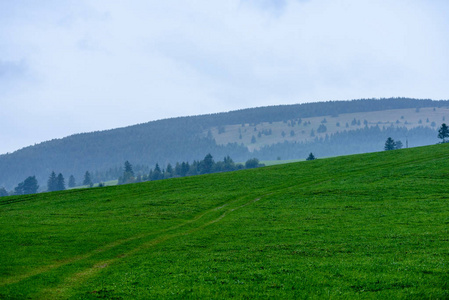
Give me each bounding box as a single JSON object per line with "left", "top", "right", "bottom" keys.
{"left": 1, "top": 98, "right": 448, "bottom": 191}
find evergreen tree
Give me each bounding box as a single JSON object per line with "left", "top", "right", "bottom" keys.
{"left": 56, "top": 173, "right": 65, "bottom": 191}
{"left": 151, "top": 163, "right": 162, "bottom": 180}
{"left": 165, "top": 163, "right": 173, "bottom": 178}
{"left": 83, "top": 171, "right": 93, "bottom": 187}
{"left": 47, "top": 171, "right": 58, "bottom": 192}
{"left": 180, "top": 162, "right": 189, "bottom": 177}
{"left": 438, "top": 123, "right": 449, "bottom": 143}
{"left": 317, "top": 124, "right": 327, "bottom": 133}
{"left": 68, "top": 175, "right": 76, "bottom": 188}
{"left": 306, "top": 153, "right": 316, "bottom": 161}
{"left": 201, "top": 153, "right": 214, "bottom": 174}
{"left": 122, "top": 161, "right": 135, "bottom": 184}
{"left": 384, "top": 137, "right": 396, "bottom": 151}
{"left": 223, "top": 155, "right": 236, "bottom": 171}
{"left": 395, "top": 140, "right": 403, "bottom": 150}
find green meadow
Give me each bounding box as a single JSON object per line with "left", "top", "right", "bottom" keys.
{"left": 1, "top": 144, "right": 448, "bottom": 299}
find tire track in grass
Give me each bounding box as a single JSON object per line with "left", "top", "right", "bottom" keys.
{"left": 38, "top": 196, "right": 266, "bottom": 299}
{"left": 0, "top": 201, "right": 233, "bottom": 287}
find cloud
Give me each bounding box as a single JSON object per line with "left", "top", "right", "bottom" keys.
{"left": 241, "top": 0, "right": 289, "bottom": 14}
{"left": 0, "top": 60, "right": 28, "bottom": 86}
{"left": 0, "top": 0, "right": 448, "bottom": 154}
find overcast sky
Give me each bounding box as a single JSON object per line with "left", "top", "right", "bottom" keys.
{"left": 1, "top": 0, "right": 448, "bottom": 154}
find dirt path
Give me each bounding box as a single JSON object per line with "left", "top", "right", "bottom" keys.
{"left": 37, "top": 196, "right": 264, "bottom": 299}
{"left": 1, "top": 200, "right": 233, "bottom": 288}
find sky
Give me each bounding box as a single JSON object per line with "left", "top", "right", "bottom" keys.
{"left": 1, "top": 0, "right": 449, "bottom": 154}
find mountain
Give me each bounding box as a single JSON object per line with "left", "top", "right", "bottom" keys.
{"left": 1, "top": 97, "right": 448, "bottom": 191}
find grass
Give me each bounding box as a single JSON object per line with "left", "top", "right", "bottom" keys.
{"left": 1, "top": 144, "right": 448, "bottom": 299}
{"left": 260, "top": 159, "right": 303, "bottom": 166}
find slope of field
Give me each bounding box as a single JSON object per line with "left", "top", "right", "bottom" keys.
{"left": 0, "top": 144, "right": 448, "bottom": 298}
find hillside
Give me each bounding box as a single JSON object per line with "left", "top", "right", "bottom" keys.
{"left": 1, "top": 98, "right": 448, "bottom": 191}
{"left": 0, "top": 144, "right": 448, "bottom": 298}
{"left": 210, "top": 106, "right": 448, "bottom": 151}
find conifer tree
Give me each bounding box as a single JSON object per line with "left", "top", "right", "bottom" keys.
{"left": 47, "top": 171, "right": 58, "bottom": 192}
{"left": 306, "top": 153, "right": 316, "bottom": 161}
{"left": 384, "top": 137, "right": 396, "bottom": 151}
{"left": 56, "top": 173, "right": 65, "bottom": 191}
{"left": 201, "top": 154, "right": 214, "bottom": 174}
{"left": 165, "top": 163, "right": 173, "bottom": 178}
{"left": 151, "top": 163, "right": 162, "bottom": 180}
{"left": 68, "top": 175, "right": 76, "bottom": 188}
{"left": 83, "top": 171, "right": 93, "bottom": 187}
{"left": 122, "top": 161, "right": 135, "bottom": 184}
{"left": 438, "top": 123, "right": 449, "bottom": 143}
{"left": 180, "top": 162, "right": 189, "bottom": 177}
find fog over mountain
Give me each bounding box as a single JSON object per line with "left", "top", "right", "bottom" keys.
{"left": 1, "top": 1, "right": 449, "bottom": 154}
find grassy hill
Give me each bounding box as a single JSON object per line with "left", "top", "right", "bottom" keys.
{"left": 1, "top": 144, "right": 448, "bottom": 298}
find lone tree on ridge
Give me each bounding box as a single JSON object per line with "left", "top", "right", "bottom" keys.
{"left": 306, "top": 153, "right": 316, "bottom": 160}
{"left": 83, "top": 171, "right": 93, "bottom": 187}
{"left": 438, "top": 123, "right": 449, "bottom": 143}
{"left": 384, "top": 137, "right": 396, "bottom": 151}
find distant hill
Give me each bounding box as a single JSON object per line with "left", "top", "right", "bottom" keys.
{"left": 1, "top": 98, "right": 448, "bottom": 191}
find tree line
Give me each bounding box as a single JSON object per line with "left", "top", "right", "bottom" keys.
{"left": 118, "top": 154, "right": 265, "bottom": 185}
{"left": 0, "top": 154, "right": 265, "bottom": 196}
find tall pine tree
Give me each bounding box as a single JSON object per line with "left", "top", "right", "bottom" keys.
{"left": 384, "top": 137, "right": 396, "bottom": 151}
{"left": 83, "top": 171, "right": 93, "bottom": 187}
{"left": 56, "top": 173, "right": 65, "bottom": 191}
{"left": 47, "top": 171, "right": 58, "bottom": 192}
{"left": 438, "top": 123, "right": 449, "bottom": 143}
{"left": 68, "top": 175, "right": 76, "bottom": 188}
{"left": 122, "top": 161, "right": 135, "bottom": 184}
